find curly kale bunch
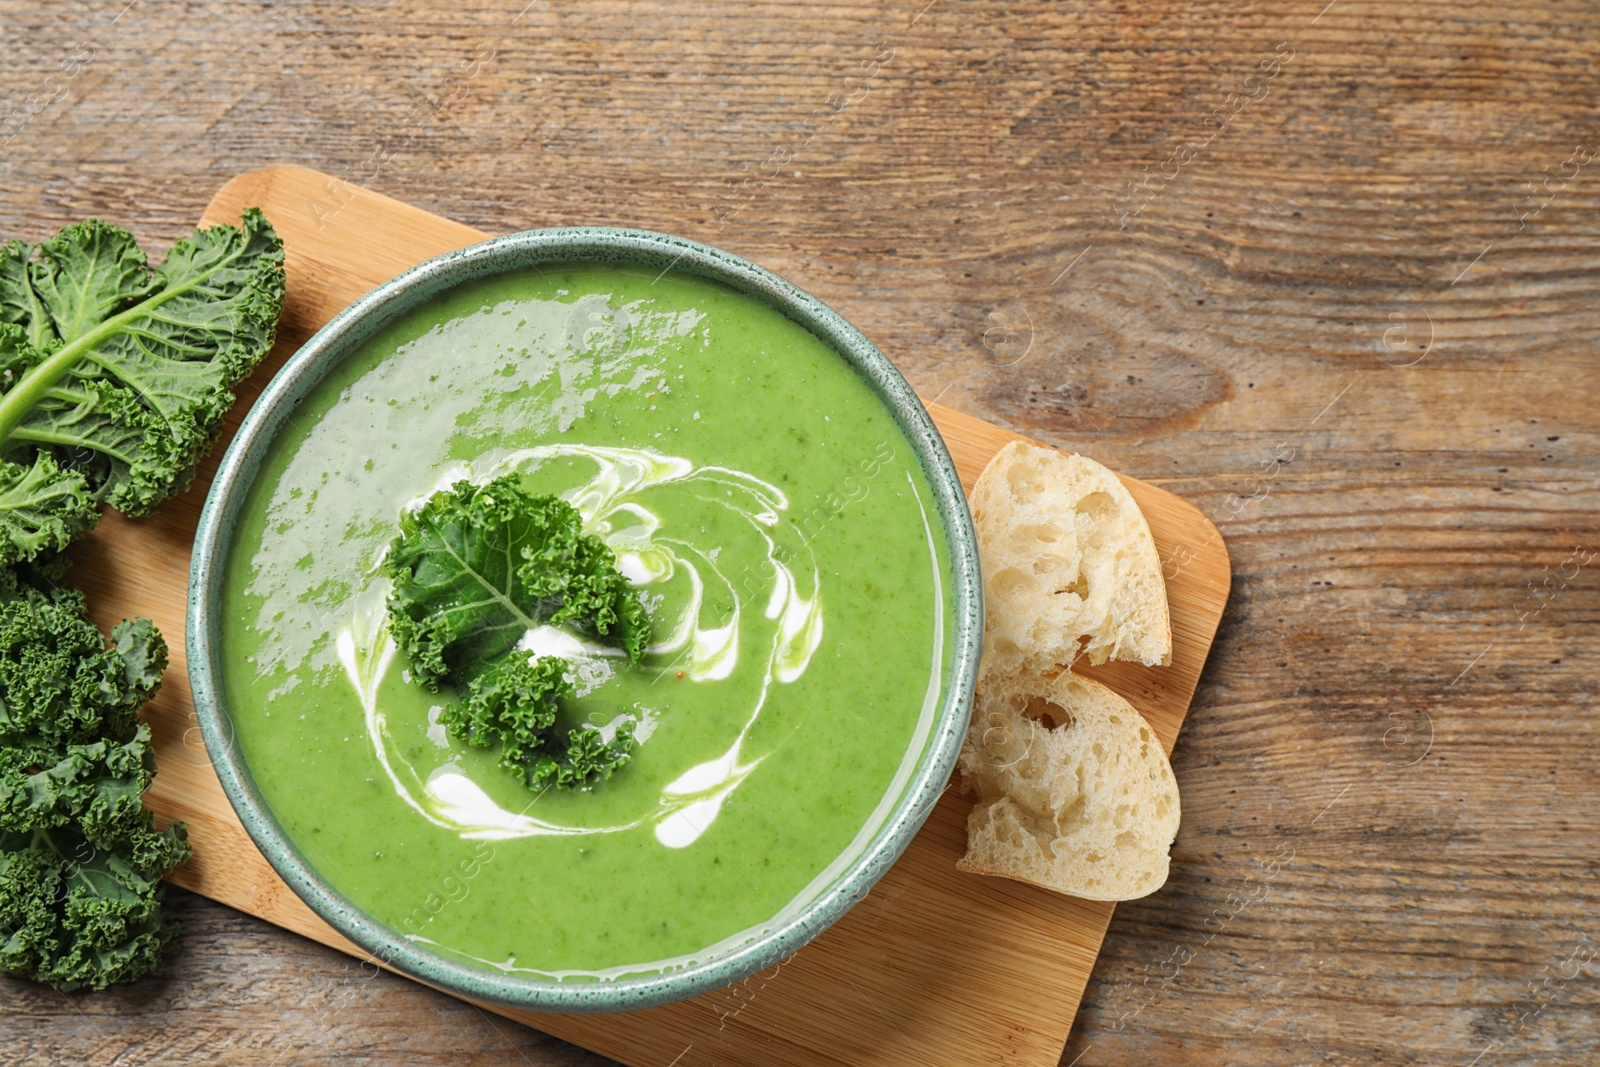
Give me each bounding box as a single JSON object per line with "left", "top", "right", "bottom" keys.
{"left": 384, "top": 476, "right": 648, "bottom": 790}
{"left": 0, "top": 207, "right": 281, "bottom": 991}
{"left": 0, "top": 565, "right": 190, "bottom": 991}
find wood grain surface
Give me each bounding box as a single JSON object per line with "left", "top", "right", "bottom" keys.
{"left": 2, "top": 2, "right": 1597, "bottom": 1066}
{"left": 50, "top": 165, "right": 1226, "bottom": 1067}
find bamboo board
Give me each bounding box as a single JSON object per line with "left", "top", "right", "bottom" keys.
{"left": 68, "top": 167, "right": 1231, "bottom": 1067}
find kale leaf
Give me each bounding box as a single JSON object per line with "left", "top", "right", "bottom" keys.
{"left": 0, "top": 210, "right": 285, "bottom": 564}
{"left": 0, "top": 453, "right": 97, "bottom": 566}
{"left": 455, "top": 655, "right": 639, "bottom": 790}
{"left": 384, "top": 476, "right": 647, "bottom": 789}
{"left": 0, "top": 565, "right": 164, "bottom": 755}
{"left": 0, "top": 819, "right": 190, "bottom": 992}
{"left": 0, "top": 566, "right": 189, "bottom": 991}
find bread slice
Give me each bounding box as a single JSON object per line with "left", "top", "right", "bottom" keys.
{"left": 971, "top": 441, "right": 1171, "bottom": 674}
{"left": 956, "top": 670, "right": 1180, "bottom": 901}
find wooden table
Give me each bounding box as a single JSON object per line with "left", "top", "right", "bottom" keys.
{"left": 3, "top": 2, "right": 1596, "bottom": 1064}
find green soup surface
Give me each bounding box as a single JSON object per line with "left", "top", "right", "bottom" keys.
{"left": 223, "top": 263, "right": 951, "bottom": 979}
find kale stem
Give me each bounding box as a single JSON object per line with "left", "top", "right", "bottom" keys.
{"left": 0, "top": 332, "right": 105, "bottom": 443}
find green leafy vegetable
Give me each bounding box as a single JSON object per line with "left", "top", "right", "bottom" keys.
{"left": 455, "top": 655, "right": 639, "bottom": 790}
{"left": 0, "top": 453, "right": 97, "bottom": 565}
{"left": 0, "top": 209, "right": 281, "bottom": 993}
{"left": 0, "top": 566, "right": 189, "bottom": 991}
{"left": 0, "top": 565, "right": 163, "bottom": 756}
{"left": 0, "top": 820, "right": 190, "bottom": 992}
{"left": 0, "top": 210, "right": 285, "bottom": 564}
{"left": 384, "top": 476, "right": 647, "bottom": 789}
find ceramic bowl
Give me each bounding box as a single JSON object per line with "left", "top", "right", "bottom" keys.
{"left": 188, "top": 228, "right": 982, "bottom": 1013}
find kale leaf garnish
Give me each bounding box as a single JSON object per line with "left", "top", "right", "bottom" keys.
{"left": 384, "top": 476, "right": 648, "bottom": 790}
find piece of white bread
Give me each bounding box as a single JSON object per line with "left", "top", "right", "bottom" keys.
{"left": 956, "top": 670, "right": 1180, "bottom": 901}
{"left": 971, "top": 441, "right": 1171, "bottom": 674}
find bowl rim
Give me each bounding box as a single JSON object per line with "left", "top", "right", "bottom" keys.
{"left": 187, "top": 226, "right": 983, "bottom": 1013}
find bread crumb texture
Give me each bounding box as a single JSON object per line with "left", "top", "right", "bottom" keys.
{"left": 971, "top": 441, "right": 1171, "bottom": 675}
{"left": 957, "top": 671, "right": 1180, "bottom": 901}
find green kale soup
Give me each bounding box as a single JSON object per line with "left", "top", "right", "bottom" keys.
{"left": 222, "top": 263, "right": 952, "bottom": 979}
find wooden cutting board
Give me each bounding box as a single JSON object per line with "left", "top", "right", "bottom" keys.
{"left": 69, "top": 166, "right": 1230, "bottom": 1067}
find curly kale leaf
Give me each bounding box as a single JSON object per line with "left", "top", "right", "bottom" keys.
{"left": 0, "top": 450, "right": 97, "bottom": 563}
{"left": 0, "top": 210, "right": 285, "bottom": 564}
{"left": 0, "top": 817, "right": 190, "bottom": 992}
{"left": 446, "top": 654, "right": 636, "bottom": 790}
{"left": 386, "top": 475, "right": 650, "bottom": 678}
{"left": 0, "top": 562, "right": 186, "bottom": 991}
{"left": 0, "top": 566, "right": 166, "bottom": 752}
{"left": 0, "top": 728, "right": 156, "bottom": 839}
{"left": 384, "top": 476, "right": 647, "bottom": 789}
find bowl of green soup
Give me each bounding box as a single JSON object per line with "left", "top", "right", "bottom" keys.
{"left": 188, "top": 228, "right": 982, "bottom": 1012}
